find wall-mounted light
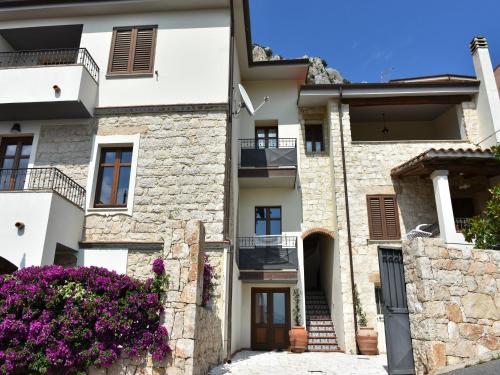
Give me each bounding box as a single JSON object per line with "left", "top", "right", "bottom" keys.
{"left": 15, "top": 222, "right": 25, "bottom": 230}
{"left": 10, "top": 123, "right": 21, "bottom": 133}
{"left": 53, "top": 85, "right": 61, "bottom": 96}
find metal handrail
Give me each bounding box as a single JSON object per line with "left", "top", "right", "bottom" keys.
{"left": 237, "top": 235, "right": 297, "bottom": 248}
{"left": 0, "top": 168, "right": 86, "bottom": 207}
{"left": 239, "top": 138, "right": 297, "bottom": 149}
{"left": 0, "top": 48, "right": 100, "bottom": 82}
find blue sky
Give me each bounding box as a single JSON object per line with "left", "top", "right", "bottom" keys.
{"left": 249, "top": 0, "right": 500, "bottom": 83}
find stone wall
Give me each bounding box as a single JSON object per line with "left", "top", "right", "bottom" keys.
{"left": 403, "top": 238, "right": 500, "bottom": 374}
{"left": 327, "top": 101, "right": 479, "bottom": 330}
{"left": 89, "top": 220, "right": 226, "bottom": 375}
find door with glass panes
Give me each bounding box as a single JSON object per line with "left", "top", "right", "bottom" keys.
{"left": 251, "top": 288, "right": 290, "bottom": 350}
{"left": 0, "top": 137, "right": 33, "bottom": 191}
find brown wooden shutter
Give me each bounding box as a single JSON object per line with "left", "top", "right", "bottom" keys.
{"left": 367, "top": 195, "right": 400, "bottom": 240}
{"left": 109, "top": 29, "right": 133, "bottom": 73}
{"left": 108, "top": 26, "right": 157, "bottom": 75}
{"left": 132, "top": 27, "right": 156, "bottom": 73}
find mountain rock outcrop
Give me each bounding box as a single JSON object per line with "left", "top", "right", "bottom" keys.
{"left": 252, "top": 44, "right": 347, "bottom": 84}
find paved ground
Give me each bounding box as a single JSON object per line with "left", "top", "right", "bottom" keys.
{"left": 445, "top": 360, "right": 500, "bottom": 375}
{"left": 209, "top": 350, "right": 388, "bottom": 375}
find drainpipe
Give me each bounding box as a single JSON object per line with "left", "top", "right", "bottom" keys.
{"left": 224, "top": 0, "right": 235, "bottom": 363}
{"left": 337, "top": 88, "right": 359, "bottom": 352}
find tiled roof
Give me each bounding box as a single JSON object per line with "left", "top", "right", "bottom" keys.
{"left": 391, "top": 148, "right": 499, "bottom": 177}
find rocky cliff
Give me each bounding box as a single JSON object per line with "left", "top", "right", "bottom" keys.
{"left": 252, "top": 44, "right": 347, "bottom": 84}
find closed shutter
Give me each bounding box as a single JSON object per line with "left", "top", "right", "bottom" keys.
{"left": 367, "top": 195, "right": 400, "bottom": 240}
{"left": 133, "top": 28, "right": 156, "bottom": 72}
{"left": 108, "top": 26, "right": 157, "bottom": 75}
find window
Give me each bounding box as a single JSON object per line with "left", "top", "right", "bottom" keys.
{"left": 256, "top": 127, "right": 278, "bottom": 149}
{"left": 305, "top": 124, "right": 324, "bottom": 153}
{"left": 108, "top": 26, "right": 157, "bottom": 75}
{"left": 255, "top": 207, "right": 282, "bottom": 235}
{"left": 0, "top": 137, "right": 33, "bottom": 191}
{"left": 367, "top": 195, "right": 400, "bottom": 240}
{"left": 94, "top": 147, "right": 132, "bottom": 207}
{"left": 375, "top": 286, "right": 384, "bottom": 315}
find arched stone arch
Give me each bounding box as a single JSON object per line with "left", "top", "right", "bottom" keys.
{"left": 302, "top": 227, "right": 335, "bottom": 240}
{"left": 0, "top": 257, "right": 18, "bottom": 275}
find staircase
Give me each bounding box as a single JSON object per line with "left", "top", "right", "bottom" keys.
{"left": 306, "top": 291, "right": 341, "bottom": 352}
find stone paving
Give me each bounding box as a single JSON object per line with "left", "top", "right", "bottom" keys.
{"left": 209, "top": 350, "right": 388, "bottom": 375}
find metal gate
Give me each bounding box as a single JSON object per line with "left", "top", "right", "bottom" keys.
{"left": 378, "top": 246, "right": 415, "bottom": 375}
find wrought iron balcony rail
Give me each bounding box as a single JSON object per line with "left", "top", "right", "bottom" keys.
{"left": 454, "top": 217, "right": 470, "bottom": 232}
{"left": 0, "top": 48, "right": 99, "bottom": 82}
{"left": 237, "top": 235, "right": 297, "bottom": 248}
{"left": 0, "top": 168, "right": 86, "bottom": 207}
{"left": 239, "top": 138, "right": 296, "bottom": 149}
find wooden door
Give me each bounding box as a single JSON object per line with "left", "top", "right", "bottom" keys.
{"left": 251, "top": 288, "right": 290, "bottom": 350}
{"left": 0, "top": 137, "right": 33, "bottom": 191}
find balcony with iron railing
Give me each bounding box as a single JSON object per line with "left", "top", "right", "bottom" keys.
{"left": 0, "top": 48, "right": 99, "bottom": 120}
{"left": 236, "top": 235, "right": 299, "bottom": 271}
{"left": 0, "top": 167, "right": 86, "bottom": 269}
{"left": 0, "top": 168, "right": 86, "bottom": 208}
{"left": 238, "top": 138, "right": 297, "bottom": 188}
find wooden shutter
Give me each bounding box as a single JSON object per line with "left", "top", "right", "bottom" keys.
{"left": 109, "top": 29, "right": 132, "bottom": 73}
{"left": 108, "top": 26, "right": 157, "bottom": 75}
{"left": 367, "top": 195, "right": 400, "bottom": 240}
{"left": 132, "top": 27, "right": 156, "bottom": 73}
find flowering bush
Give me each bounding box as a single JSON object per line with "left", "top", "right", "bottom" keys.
{"left": 0, "top": 259, "right": 170, "bottom": 375}
{"left": 201, "top": 256, "right": 215, "bottom": 307}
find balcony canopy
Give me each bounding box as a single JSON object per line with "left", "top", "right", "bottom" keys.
{"left": 391, "top": 148, "right": 500, "bottom": 178}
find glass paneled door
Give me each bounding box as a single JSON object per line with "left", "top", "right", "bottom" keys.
{"left": 251, "top": 288, "right": 290, "bottom": 350}
{"left": 256, "top": 127, "right": 278, "bottom": 149}
{"left": 0, "top": 137, "right": 33, "bottom": 191}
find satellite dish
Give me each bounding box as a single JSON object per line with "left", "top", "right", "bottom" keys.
{"left": 234, "top": 83, "right": 269, "bottom": 117}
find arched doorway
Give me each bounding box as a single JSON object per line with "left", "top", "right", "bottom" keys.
{"left": 302, "top": 228, "right": 335, "bottom": 291}
{"left": 0, "top": 257, "right": 18, "bottom": 275}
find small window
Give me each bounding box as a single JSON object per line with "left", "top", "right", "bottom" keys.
{"left": 375, "top": 286, "right": 384, "bottom": 315}
{"left": 255, "top": 126, "right": 278, "bottom": 149}
{"left": 255, "top": 207, "right": 282, "bottom": 235}
{"left": 305, "top": 124, "right": 324, "bottom": 153}
{"left": 367, "top": 195, "right": 400, "bottom": 240}
{"left": 94, "top": 147, "right": 132, "bottom": 207}
{"left": 0, "top": 137, "right": 33, "bottom": 191}
{"left": 108, "top": 26, "right": 157, "bottom": 75}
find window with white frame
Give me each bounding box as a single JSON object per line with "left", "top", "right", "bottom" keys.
{"left": 86, "top": 134, "right": 140, "bottom": 215}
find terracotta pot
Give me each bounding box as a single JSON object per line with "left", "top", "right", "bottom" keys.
{"left": 289, "top": 326, "right": 308, "bottom": 353}
{"left": 356, "top": 327, "right": 378, "bottom": 355}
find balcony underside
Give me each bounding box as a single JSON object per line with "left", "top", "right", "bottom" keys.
{"left": 0, "top": 101, "right": 92, "bottom": 120}
{"left": 239, "top": 270, "right": 298, "bottom": 283}
{"left": 238, "top": 167, "right": 297, "bottom": 188}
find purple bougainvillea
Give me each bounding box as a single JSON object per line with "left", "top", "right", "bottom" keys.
{"left": 201, "top": 255, "right": 215, "bottom": 307}
{"left": 152, "top": 258, "right": 165, "bottom": 276}
{"left": 0, "top": 261, "right": 170, "bottom": 375}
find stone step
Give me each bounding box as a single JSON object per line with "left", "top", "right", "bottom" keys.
{"left": 307, "top": 344, "right": 341, "bottom": 352}
{"left": 308, "top": 331, "right": 337, "bottom": 338}
{"left": 307, "top": 319, "right": 333, "bottom": 325}
{"left": 308, "top": 324, "right": 335, "bottom": 331}
{"left": 308, "top": 338, "right": 338, "bottom": 345}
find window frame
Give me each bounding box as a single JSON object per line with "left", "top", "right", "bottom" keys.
{"left": 255, "top": 206, "right": 282, "bottom": 236}
{"left": 107, "top": 25, "right": 158, "bottom": 77}
{"left": 255, "top": 126, "right": 278, "bottom": 149}
{"left": 0, "top": 136, "right": 33, "bottom": 191}
{"left": 366, "top": 194, "right": 401, "bottom": 240}
{"left": 304, "top": 123, "right": 324, "bottom": 153}
{"left": 94, "top": 147, "right": 133, "bottom": 208}
{"left": 86, "top": 134, "right": 140, "bottom": 216}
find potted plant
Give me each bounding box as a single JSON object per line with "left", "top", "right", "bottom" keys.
{"left": 289, "top": 288, "right": 308, "bottom": 353}
{"left": 354, "top": 284, "right": 378, "bottom": 355}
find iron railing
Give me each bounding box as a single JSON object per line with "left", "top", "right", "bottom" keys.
{"left": 239, "top": 138, "right": 296, "bottom": 149}
{"left": 0, "top": 168, "right": 86, "bottom": 207}
{"left": 237, "top": 235, "right": 297, "bottom": 248}
{"left": 0, "top": 48, "right": 99, "bottom": 82}
{"left": 454, "top": 217, "right": 470, "bottom": 232}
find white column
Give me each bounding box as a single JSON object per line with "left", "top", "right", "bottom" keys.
{"left": 430, "top": 170, "right": 459, "bottom": 243}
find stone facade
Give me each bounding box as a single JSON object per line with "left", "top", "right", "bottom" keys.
{"left": 327, "top": 101, "right": 479, "bottom": 332}
{"left": 403, "top": 238, "right": 500, "bottom": 374}
{"left": 89, "top": 220, "right": 226, "bottom": 375}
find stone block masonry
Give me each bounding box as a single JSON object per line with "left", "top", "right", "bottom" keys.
{"left": 90, "top": 220, "right": 226, "bottom": 375}
{"left": 403, "top": 238, "right": 500, "bottom": 375}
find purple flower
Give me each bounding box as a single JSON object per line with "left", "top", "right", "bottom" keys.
{"left": 152, "top": 258, "right": 165, "bottom": 276}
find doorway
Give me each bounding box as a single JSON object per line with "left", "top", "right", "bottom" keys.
{"left": 251, "top": 288, "right": 290, "bottom": 350}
